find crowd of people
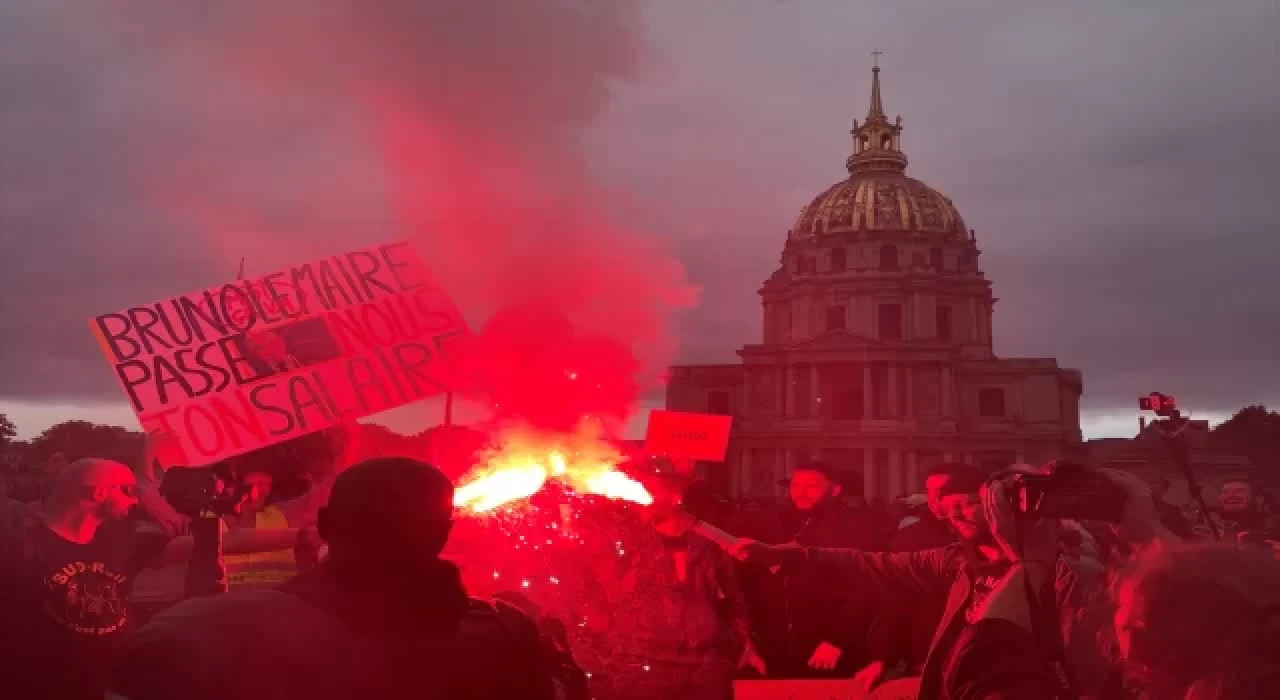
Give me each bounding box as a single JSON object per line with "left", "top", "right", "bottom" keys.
{"left": 1, "top": 435, "right": 1278, "bottom": 700}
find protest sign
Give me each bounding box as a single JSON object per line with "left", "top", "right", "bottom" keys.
{"left": 643, "top": 409, "right": 732, "bottom": 462}
{"left": 90, "top": 241, "right": 471, "bottom": 466}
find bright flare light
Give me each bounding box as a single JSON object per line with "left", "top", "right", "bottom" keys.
{"left": 453, "top": 422, "right": 651, "bottom": 513}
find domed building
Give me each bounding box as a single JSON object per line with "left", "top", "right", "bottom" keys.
{"left": 665, "top": 63, "right": 1083, "bottom": 499}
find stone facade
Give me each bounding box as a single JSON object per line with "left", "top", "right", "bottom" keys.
{"left": 666, "top": 64, "right": 1083, "bottom": 499}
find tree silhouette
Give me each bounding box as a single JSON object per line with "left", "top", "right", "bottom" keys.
{"left": 1211, "top": 405, "right": 1280, "bottom": 483}
{"left": 0, "top": 413, "right": 15, "bottom": 447}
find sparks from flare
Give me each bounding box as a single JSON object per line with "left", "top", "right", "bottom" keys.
{"left": 453, "top": 422, "right": 652, "bottom": 514}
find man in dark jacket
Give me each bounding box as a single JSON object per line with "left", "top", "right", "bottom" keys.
{"left": 743, "top": 461, "right": 884, "bottom": 679}
{"left": 731, "top": 466, "right": 1112, "bottom": 700}
{"left": 109, "top": 458, "right": 559, "bottom": 700}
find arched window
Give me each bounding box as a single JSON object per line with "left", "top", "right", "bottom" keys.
{"left": 930, "top": 247, "right": 944, "bottom": 271}
{"left": 879, "top": 244, "right": 899, "bottom": 271}
{"left": 881, "top": 135, "right": 893, "bottom": 150}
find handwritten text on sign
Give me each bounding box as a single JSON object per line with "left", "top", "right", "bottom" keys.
{"left": 90, "top": 242, "right": 470, "bottom": 466}
{"left": 644, "top": 410, "right": 733, "bottom": 462}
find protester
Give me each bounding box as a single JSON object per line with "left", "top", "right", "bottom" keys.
{"left": 944, "top": 469, "right": 1280, "bottom": 700}
{"left": 130, "top": 464, "right": 320, "bottom": 616}
{"left": 0, "top": 452, "right": 331, "bottom": 700}
{"left": 740, "top": 461, "right": 884, "bottom": 679}
{"left": 862, "top": 463, "right": 970, "bottom": 686}
{"left": 110, "top": 457, "right": 559, "bottom": 700}
{"left": 1200, "top": 475, "right": 1277, "bottom": 543}
{"left": 589, "top": 472, "right": 763, "bottom": 700}
{"left": 890, "top": 463, "right": 966, "bottom": 553}
{"left": 0, "top": 459, "right": 167, "bottom": 700}
{"left": 728, "top": 463, "right": 1112, "bottom": 699}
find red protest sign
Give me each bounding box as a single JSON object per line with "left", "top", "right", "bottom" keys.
{"left": 90, "top": 241, "right": 472, "bottom": 467}
{"left": 644, "top": 410, "right": 732, "bottom": 462}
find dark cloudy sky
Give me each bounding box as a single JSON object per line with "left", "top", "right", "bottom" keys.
{"left": 2, "top": 0, "right": 1278, "bottom": 439}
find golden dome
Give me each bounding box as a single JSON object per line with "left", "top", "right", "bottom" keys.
{"left": 790, "top": 173, "right": 967, "bottom": 242}
{"left": 790, "top": 60, "right": 967, "bottom": 242}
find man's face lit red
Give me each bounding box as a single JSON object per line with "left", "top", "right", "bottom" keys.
{"left": 240, "top": 472, "right": 274, "bottom": 514}
{"left": 1220, "top": 481, "right": 1253, "bottom": 513}
{"left": 939, "top": 492, "right": 985, "bottom": 542}
{"left": 789, "top": 469, "right": 837, "bottom": 512}
{"left": 924, "top": 474, "right": 951, "bottom": 519}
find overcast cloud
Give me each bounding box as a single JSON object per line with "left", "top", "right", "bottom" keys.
{"left": 2, "top": 0, "right": 1278, "bottom": 438}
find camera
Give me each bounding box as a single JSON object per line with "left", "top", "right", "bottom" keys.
{"left": 158, "top": 462, "right": 252, "bottom": 597}
{"left": 1139, "top": 392, "right": 1179, "bottom": 418}
{"left": 1003, "top": 460, "right": 1129, "bottom": 523}
{"left": 159, "top": 462, "right": 251, "bottom": 518}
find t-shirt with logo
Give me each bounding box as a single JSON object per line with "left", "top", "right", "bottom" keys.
{"left": 0, "top": 520, "right": 169, "bottom": 700}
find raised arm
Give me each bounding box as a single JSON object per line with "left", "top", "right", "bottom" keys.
{"left": 730, "top": 539, "right": 957, "bottom": 602}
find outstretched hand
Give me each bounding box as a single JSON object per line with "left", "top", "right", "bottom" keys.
{"left": 726, "top": 538, "right": 785, "bottom": 565}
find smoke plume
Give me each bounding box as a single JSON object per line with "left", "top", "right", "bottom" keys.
{"left": 1, "top": 1, "right": 698, "bottom": 431}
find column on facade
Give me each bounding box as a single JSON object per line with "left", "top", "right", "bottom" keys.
{"left": 890, "top": 453, "right": 901, "bottom": 501}
{"left": 780, "top": 448, "right": 794, "bottom": 488}
{"left": 970, "top": 297, "right": 980, "bottom": 342}
{"left": 776, "top": 367, "right": 787, "bottom": 417}
{"left": 778, "top": 363, "right": 788, "bottom": 419}
{"left": 741, "top": 368, "right": 752, "bottom": 419}
{"left": 903, "top": 364, "right": 914, "bottom": 419}
{"left": 941, "top": 365, "right": 954, "bottom": 417}
{"left": 888, "top": 366, "right": 899, "bottom": 419}
{"left": 811, "top": 364, "right": 821, "bottom": 418}
{"left": 862, "top": 365, "right": 874, "bottom": 418}
{"left": 906, "top": 451, "right": 920, "bottom": 495}
{"left": 738, "top": 448, "right": 750, "bottom": 497}
{"left": 863, "top": 447, "right": 877, "bottom": 502}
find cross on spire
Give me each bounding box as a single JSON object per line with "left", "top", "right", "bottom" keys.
{"left": 867, "top": 51, "right": 886, "bottom": 119}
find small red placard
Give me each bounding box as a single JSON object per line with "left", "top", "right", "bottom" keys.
{"left": 644, "top": 410, "right": 732, "bottom": 462}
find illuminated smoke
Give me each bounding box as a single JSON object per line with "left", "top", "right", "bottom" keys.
{"left": 83, "top": 0, "right": 698, "bottom": 428}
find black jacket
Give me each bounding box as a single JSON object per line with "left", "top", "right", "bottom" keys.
{"left": 110, "top": 562, "right": 559, "bottom": 700}
{"left": 741, "top": 500, "right": 885, "bottom": 676}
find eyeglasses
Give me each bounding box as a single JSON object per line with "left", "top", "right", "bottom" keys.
{"left": 89, "top": 483, "right": 137, "bottom": 497}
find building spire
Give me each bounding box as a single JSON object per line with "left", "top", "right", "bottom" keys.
{"left": 846, "top": 55, "right": 907, "bottom": 175}
{"left": 868, "top": 49, "right": 885, "bottom": 119}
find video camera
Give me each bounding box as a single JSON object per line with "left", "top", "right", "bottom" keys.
{"left": 158, "top": 462, "right": 252, "bottom": 597}
{"left": 159, "top": 461, "right": 252, "bottom": 519}
{"left": 1139, "top": 392, "right": 1179, "bottom": 418}
{"left": 1001, "top": 460, "right": 1129, "bottom": 523}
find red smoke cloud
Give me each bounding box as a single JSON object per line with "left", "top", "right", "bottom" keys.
{"left": 91, "top": 1, "right": 699, "bottom": 435}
